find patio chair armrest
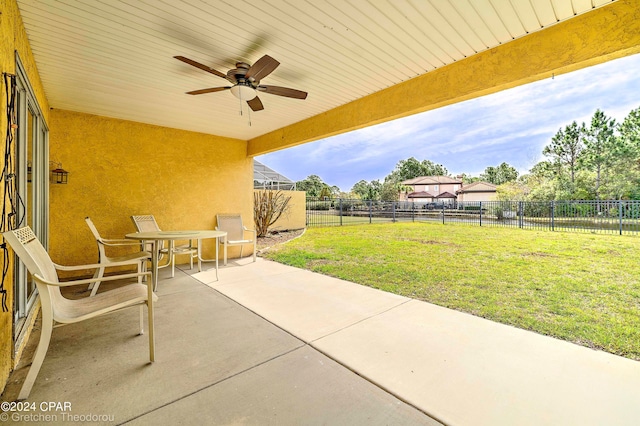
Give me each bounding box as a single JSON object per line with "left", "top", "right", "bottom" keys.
{"left": 34, "top": 271, "right": 151, "bottom": 287}
{"left": 99, "top": 239, "right": 144, "bottom": 247}
{"left": 54, "top": 261, "right": 112, "bottom": 271}
{"left": 243, "top": 227, "right": 256, "bottom": 239}
{"left": 53, "top": 257, "right": 150, "bottom": 271}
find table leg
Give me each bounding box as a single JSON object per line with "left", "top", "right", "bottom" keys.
{"left": 215, "top": 236, "right": 219, "bottom": 280}
{"left": 148, "top": 239, "right": 158, "bottom": 362}
{"left": 223, "top": 234, "right": 228, "bottom": 266}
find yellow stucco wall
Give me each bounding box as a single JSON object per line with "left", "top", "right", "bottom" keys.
{"left": 247, "top": 0, "right": 640, "bottom": 157}
{"left": 254, "top": 190, "right": 306, "bottom": 231}
{"left": 49, "top": 109, "right": 251, "bottom": 272}
{"left": 0, "top": 0, "right": 51, "bottom": 393}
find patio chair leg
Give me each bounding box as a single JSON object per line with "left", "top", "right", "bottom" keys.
{"left": 139, "top": 305, "right": 144, "bottom": 335}
{"left": 189, "top": 239, "right": 194, "bottom": 270}
{"left": 141, "top": 261, "right": 149, "bottom": 283}
{"left": 18, "top": 302, "right": 54, "bottom": 400}
{"left": 87, "top": 268, "right": 100, "bottom": 292}
{"left": 170, "top": 241, "right": 175, "bottom": 278}
{"left": 147, "top": 302, "right": 155, "bottom": 363}
{"left": 223, "top": 241, "right": 227, "bottom": 266}
{"left": 240, "top": 246, "right": 244, "bottom": 259}
{"left": 196, "top": 239, "right": 202, "bottom": 272}
{"left": 88, "top": 272, "right": 96, "bottom": 291}
{"left": 89, "top": 267, "right": 105, "bottom": 297}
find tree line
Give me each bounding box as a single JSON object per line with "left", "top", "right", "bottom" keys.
{"left": 505, "top": 107, "right": 640, "bottom": 201}
{"left": 296, "top": 157, "right": 518, "bottom": 201}
{"left": 296, "top": 106, "right": 640, "bottom": 202}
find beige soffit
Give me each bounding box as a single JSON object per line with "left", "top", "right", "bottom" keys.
{"left": 17, "top": 0, "right": 616, "bottom": 141}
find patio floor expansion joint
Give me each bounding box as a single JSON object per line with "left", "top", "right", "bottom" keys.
{"left": 308, "top": 298, "right": 412, "bottom": 344}
{"left": 306, "top": 340, "right": 447, "bottom": 426}
{"left": 120, "top": 344, "right": 306, "bottom": 425}
{"left": 203, "top": 285, "right": 440, "bottom": 424}
{"left": 301, "top": 298, "right": 445, "bottom": 425}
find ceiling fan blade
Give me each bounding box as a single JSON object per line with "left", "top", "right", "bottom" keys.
{"left": 174, "top": 56, "right": 227, "bottom": 79}
{"left": 245, "top": 55, "right": 280, "bottom": 81}
{"left": 247, "top": 96, "right": 264, "bottom": 111}
{"left": 186, "top": 87, "right": 231, "bottom": 95}
{"left": 223, "top": 33, "right": 270, "bottom": 66}
{"left": 257, "top": 85, "right": 308, "bottom": 99}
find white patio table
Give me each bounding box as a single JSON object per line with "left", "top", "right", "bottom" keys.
{"left": 125, "top": 229, "right": 227, "bottom": 291}
{"left": 124, "top": 230, "right": 227, "bottom": 362}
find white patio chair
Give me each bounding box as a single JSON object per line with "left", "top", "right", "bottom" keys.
{"left": 130, "top": 215, "right": 198, "bottom": 277}
{"left": 2, "top": 226, "right": 156, "bottom": 400}
{"left": 215, "top": 214, "right": 256, "bottom": 266}
{"left": 85, "top": 217, "right": 151, "bottom": 296}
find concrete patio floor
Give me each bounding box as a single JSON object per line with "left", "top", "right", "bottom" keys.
{"left": 3, "top": 257, "right": 640, "bottom": 425}
{"left": 1, "top": 261, "right": 439, "bottom": 425}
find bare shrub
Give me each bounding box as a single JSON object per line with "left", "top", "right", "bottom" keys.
{"left": 254, "top": 190, "right": 292, "bottom": 237}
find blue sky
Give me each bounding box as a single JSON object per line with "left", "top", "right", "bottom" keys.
{"left": 257, "top": 53, "right": 640, "bottom": 192}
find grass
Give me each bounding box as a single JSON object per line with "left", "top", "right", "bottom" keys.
{"left": 263, "top": 222, "right": 640, "bottom": 360}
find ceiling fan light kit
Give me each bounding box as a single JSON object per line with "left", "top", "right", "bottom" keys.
{"left": 174, "top": 54, "right": 308, "bottom": 118}
{"left": 230, "top": 84, "right": 256, "bottom": 100}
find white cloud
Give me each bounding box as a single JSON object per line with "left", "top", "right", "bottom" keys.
{"left": 259, "top": 53, "right": 640, "bottom": 190}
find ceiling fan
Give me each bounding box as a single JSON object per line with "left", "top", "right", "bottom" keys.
{"left": 174, "top": 55, "right": 307, "bottom": 111}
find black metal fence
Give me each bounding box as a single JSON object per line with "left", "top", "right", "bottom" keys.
{"left": 306, "top": 198, "right": 640, "bottom": 235}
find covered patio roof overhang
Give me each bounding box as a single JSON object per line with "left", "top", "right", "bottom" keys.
{"left": 15, "top": 0, "right": 640, "bottom": 157}
{"left": 247, "top": 0, "right": 640, "bottom": 155}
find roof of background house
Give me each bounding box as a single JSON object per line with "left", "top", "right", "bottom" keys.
{"left": 457, "top": 181, "right": 497, "bottom": 193}
{"left": 407, "top": 191, "right": 435, "bottom": 198}
{"left": 402, "top": 176, "right": 463, "bottom": 185}
{"left": 435, "top": 192, "right": 457, "bottom": 199}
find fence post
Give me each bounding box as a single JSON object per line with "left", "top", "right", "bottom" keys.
{"left": 518, "top": 201, "right": 523, "bottom": 229}
{"left": 619, "top": 199, "right": 623, "bottom": 235}
{"left": 339, "top": 198, "right": 343, "bottom": 226}
{"left": 550, "top": 201, "right": 555, "bottom": 231}
{"left": 369, "top": 200, "right": 372, "bottom": 224}
{"left": 412, "top": 202, "right": 415, "bottom": 222}
{"left": 392, "top": 201, "right": 396, "bottom": 222}
{"left": 442, "top": 203, "right": 445, "bottom": 225}
{"left": 479, "top": 202, "right": 482, "bottom": 226}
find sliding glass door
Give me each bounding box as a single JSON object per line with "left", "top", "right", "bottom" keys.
{"left": 13, "top": 54, "right": 49, "bottom": 341}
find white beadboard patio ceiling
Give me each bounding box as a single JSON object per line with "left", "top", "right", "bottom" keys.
{"left": 16, "top": 0, "right": 615, "bottom": 141}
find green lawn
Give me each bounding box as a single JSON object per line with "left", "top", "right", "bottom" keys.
{"left": 263, "top": 222, "right": 640, "bottom": 360}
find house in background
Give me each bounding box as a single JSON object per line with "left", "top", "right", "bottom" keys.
{"left": 402, "top": 176, "right": 497, "bottom": 204}
{"left": 456, "top": 181, "right": 498, "bottom": 202}
{"left": 402, "top": 176, "right": 462, "bottom": 203}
